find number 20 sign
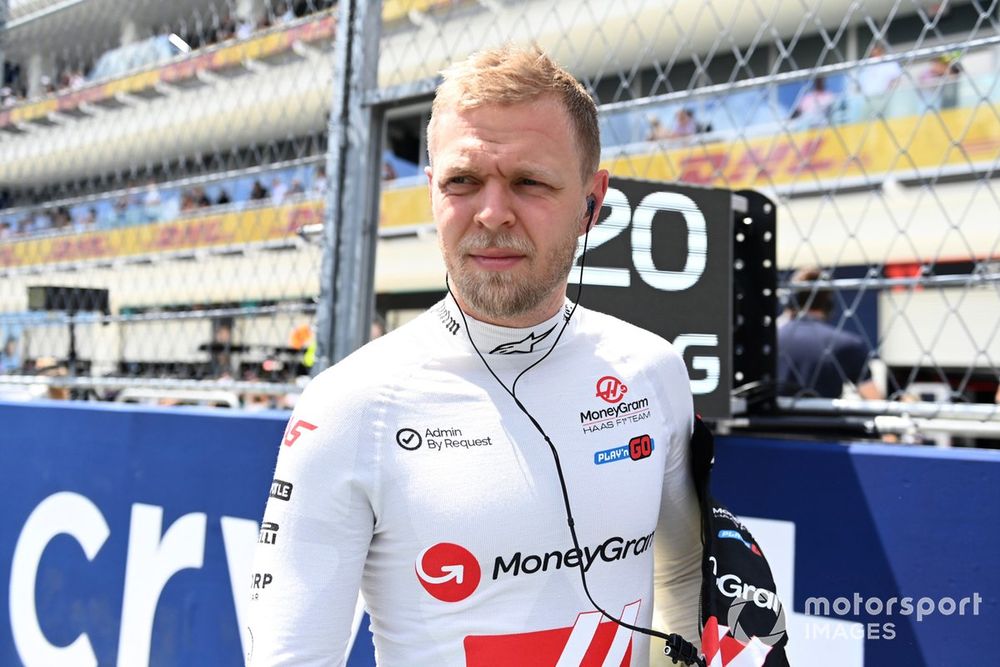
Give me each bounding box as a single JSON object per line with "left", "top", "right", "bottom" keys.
{"left": 572, "top": 178, "right": 736, "bottom": 419}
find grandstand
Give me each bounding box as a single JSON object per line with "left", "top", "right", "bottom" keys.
{"left": 1, "top": 0, "right": 998, "bottom": 416}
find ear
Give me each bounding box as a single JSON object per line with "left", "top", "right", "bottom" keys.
{"left": 425, "top": 165, "right": 435, "bottom": 204}
{"left": 580, "top": 169, "right": 611, "bottom": 234}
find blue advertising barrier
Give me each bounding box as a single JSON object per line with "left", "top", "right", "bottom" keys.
{"left": 1, "top": 400, "right": 997, "bottom": 666}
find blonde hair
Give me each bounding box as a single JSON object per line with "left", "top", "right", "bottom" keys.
{"left": 427, "top": 45, "right": 600, "bottom": 180}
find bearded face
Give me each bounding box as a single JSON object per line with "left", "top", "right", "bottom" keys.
{"left": 427, "top": 96, "right": 604, "bottom": 327}
{"left": 444, "top": 226, "right": 580, "bottom": 322}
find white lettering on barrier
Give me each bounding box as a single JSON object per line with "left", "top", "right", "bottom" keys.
{"left": 116, "top": 504, "right": 207, "bottom": 666}
{"left": 10, "top": 492, "right": 110, "bottom": 667}
{"left": 220, "top": 516, "right": 260, "bottom": 660}
{"left": 8, "top": 494, "right": 248, "bottom": 667}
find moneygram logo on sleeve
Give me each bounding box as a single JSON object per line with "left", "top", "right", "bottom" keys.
{"left": 415, "top": 542, "right": 482, "bottom": 602}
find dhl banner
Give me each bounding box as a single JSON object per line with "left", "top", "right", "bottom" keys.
{"left": 0, "top": 202, "right": 325, "bottom": 269}
{"left": 604, "top": 104, "right": 1000, "bottom": 190}
{"left": 389, "top": 104, "right": 999, "bottom": 226}
{"left": 3, "top": 103, "right": 997, "bottom": 270}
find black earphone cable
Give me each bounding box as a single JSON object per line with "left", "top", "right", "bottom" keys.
{"left": 446, "top": 200, "right": 705, "bottom": 666}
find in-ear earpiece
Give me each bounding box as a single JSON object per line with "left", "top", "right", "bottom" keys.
{"left": 585, "top": 196, "right": 596, "bottom": 222}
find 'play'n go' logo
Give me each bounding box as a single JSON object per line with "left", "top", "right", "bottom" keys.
{"left": 595, "top": 376, "right": 628, "bottom": 404}
{"left": 415, "top": 542, "right": 481, "bottom": 602}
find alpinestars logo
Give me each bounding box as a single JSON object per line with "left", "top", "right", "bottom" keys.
{"left": 415, "top": 542, "right": 482, "bottom": 602}
{"left": 488, "top": 325, "right": 555, "bottom": 354}
{"left": 596, "top": 376, "right": 628, "bottom": 403}
{"left": 435, "top": 301, "right": 460, "bottom": 335}
{"left": 464, "top": 600, "right": 640, "bottom": 666}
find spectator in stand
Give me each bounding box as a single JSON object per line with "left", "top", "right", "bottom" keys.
{"left": 0, "top": 221, "right": 12, "bottom": 239}
{"left": 75, "top": 207, "right": 98, "bottom": 232}
{"left": 793, "top": 77, "right": 836, "bottom": 124}
{"left": 919, "top": 55, "right": 949, "bottom": 87}
{"left": 52, "top": 207, "right": 72, "bottom": 230}
{"left": 180, "top": 189, "right": 198, "bottom": 212}
{"left": 68, "top": 68, "right": 87, "bottom": 89}
{"left": 112, "top": 195, "right": 132, "bottom": 224}
{"left": 381, "top": 160, "right": 397, "bottom": 181}
{"left": 857, "top": 42, "right": 902, "bottom": 98}
{"left": 0, "top": 336, "right": 20, "bottom": 374}
{"left": 143, "top": 179, "right": 162, "bottom": 221}
{"left": 274, "top": 1, "right": 296, "bottom": 24}
{"left": 250, "top": 179, "right": 269, "bottom": 201}
{"left": 288, "top": 179, "right": 305, "bottom": 197}
{"left": 270, "top": 177, "right": 289, "bottom": 205}
{"left": 32, "top": 210, "right": 54, "bottom": 233}
{"left": 371, "top": 312, "right": 387, "bottom": 339}
{"left": 645, "top": 115, "right": 671, "bottom": 141}
{"left": 216, "top": 13, "right": 237, "bottom": 42}
{"left": 209, "top": 320, "right": 236, "bottom": 380}
{"left": 778, "top": 267, "right": 883, "bottom": 400}
{"left": 34, "top": 356, "right": 70, "bottom": 399}
{"left": 193, "top": 186, "right": 212, "bottom": 208}
{"left": 310, "top": 165, "right": 327, "bottom": 196}
{"left": 919, "top": 53, "right": 962, "bottom": 109}
{"left": 236, "top": 16, "right": 256, "bottom": 40}
{"left": 216, "top": 188, "right": 232, "bottom": 206}
{"left": 670, "top": 107, "right": 700, "bottom": 137}
{"left": 16, "top": 214, "right": 33, "bottom": 236}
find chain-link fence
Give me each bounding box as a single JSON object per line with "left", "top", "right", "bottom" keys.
{"left": 0, "top": 0, "right": 341, "bottom": 407}
{"left": 2, "top": 0, "right": 999, "bottom": 436}
{"left": 363, "top": 0, "right": 1000, "bottom": 439}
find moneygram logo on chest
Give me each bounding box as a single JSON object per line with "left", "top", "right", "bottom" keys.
{"left": 416, "top": 542, "right": 482, "bottom": 602}
{"left": 580, "top": 376, "right": 652, "bottom": 434}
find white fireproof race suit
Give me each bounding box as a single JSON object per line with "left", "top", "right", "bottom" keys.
{"left": 247, "top": 295, "right": 702, "bottom": 666}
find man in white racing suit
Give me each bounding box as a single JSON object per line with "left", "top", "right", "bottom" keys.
{"left": 247, "top": 45, "right": 702, "bottom": 666}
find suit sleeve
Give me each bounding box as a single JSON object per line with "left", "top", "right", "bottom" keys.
{"left": 246, "top": 368, "right": 378, "bottom": 666}
{"left": 650, "top": 350, "right": 703, "bottom": 665}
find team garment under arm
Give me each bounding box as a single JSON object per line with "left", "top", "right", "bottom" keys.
{"left": 247, "top": 296, "right": 701, "bottom": 666}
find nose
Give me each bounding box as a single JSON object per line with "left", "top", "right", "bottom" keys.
{"left": 473, "top": 183, "right": 515, "bottom": 231}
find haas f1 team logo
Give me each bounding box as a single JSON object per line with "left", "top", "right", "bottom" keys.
{"left": 465, "top": 601, "right": 641, "bottom": 666}
{"left": 416, "top": 542, "right": 481, "bottom": 602}
{"left": 596, "top": 376, "right": 628, "bottom": 403}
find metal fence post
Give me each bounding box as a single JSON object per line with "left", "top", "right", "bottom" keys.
{"left": 314, "top": 0, "right": 383, "bottom": 372}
